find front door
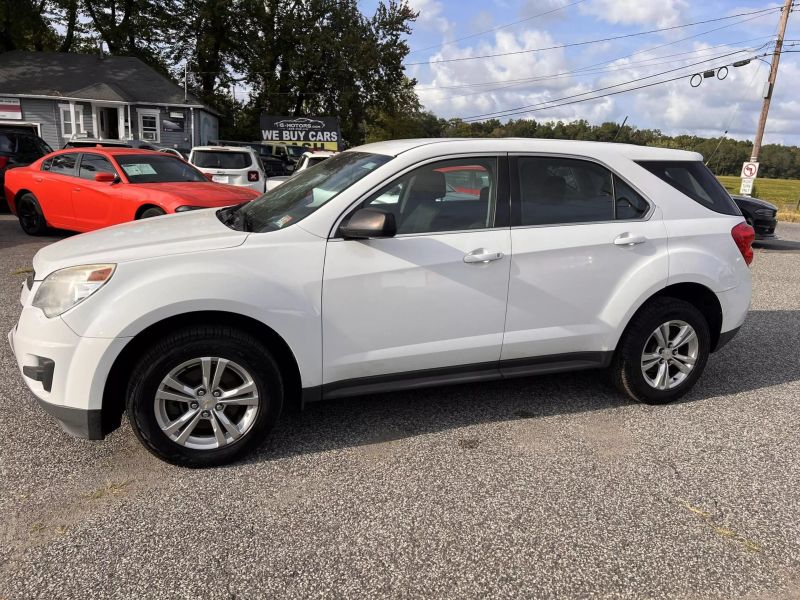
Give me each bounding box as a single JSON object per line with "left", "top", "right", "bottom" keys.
{"left": 502, "top": 155, "right": 668, "bottom": 365}
{"left": 98, "top": 107, "right": 120, "bottom": 139}
{"left": 321, "top": 156, "right": 511, "bottom": 389}
{"left": 71, "top": 153, "right": 119, "bottom": 230}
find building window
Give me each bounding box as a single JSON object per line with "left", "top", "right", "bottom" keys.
{"left": 138, "top": 109, "right": 160, "bottom": 142}
{"left": 59, "top": 104, "right": 85, "bottom": 138}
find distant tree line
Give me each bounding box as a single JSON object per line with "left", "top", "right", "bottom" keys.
{"left": 365, "top": 113, "right": 800, "bottom": 179}
{"left": 2, "top": 1, "right": 798, "bottom": 178}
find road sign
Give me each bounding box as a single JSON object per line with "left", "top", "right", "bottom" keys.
{"left": 741, "top": 162, "right": 759, "bottom": 179}
{"left": 739, "top": 178, "right": 754, "bottom": 195}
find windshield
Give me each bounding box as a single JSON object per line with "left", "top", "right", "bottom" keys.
{"left": 193, "top": 150, "right": 253, "bottom": 169}
{"left": 287, "top": 145, "right": 307, "bottom": 158}
{"left": 116, "top": 154, "right": 207, "bottom": 183}
{"left": 221, "top": 151, "right": 391, "bottom": 232}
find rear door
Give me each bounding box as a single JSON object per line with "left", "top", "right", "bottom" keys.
{"left": 72, "top": 153, "right": 120, "bottom": 230}
{"left": 37, "top": 153, "right": 79, "bottom": 229}
{"left": 321, "top": 155, "right": 512, "bottom": 390}
{"left": 501, "top": 155, "right": 668, "bottom": 368}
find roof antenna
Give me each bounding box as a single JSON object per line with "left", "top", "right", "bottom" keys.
{"left": 612, "top": 115, "right": 628, "bottom": 142}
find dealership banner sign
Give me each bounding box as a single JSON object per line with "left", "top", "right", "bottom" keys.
{"left": 0, "top": 97, "right": 22, "bottom": 120}
{"left": 260, "top": 115, "right": 341, "bottom": 150}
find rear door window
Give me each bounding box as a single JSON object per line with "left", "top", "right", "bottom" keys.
{"left": 636, "top": 161, "right": 741, "bottom": 215}
{"left": 517, "top": 156, "right": 614, "bottom": 225}
{"left": 48, "top": 153, "right": 78, "bottom": 176}
{"left": 193, "top": 151, "right": 253, "bottom": 169}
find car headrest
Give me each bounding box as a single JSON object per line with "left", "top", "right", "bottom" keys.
{"left": 411, "top": 170, "right": 446, "bottom": 202}
{"left": 479, "top": 186, "right": 490, "bottom": 203}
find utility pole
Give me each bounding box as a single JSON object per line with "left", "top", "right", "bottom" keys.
{"left": 184, "top": 62, "right": 188, "bottom": 103}
{"left": 751, "top": 0, "right": 793, "bottom": 162}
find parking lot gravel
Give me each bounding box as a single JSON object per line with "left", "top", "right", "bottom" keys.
{"left": 1, "top": 213, "right": 799, "bottom": 599}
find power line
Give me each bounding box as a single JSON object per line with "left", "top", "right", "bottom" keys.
{"left": 406, "top": 0, "right": 589, "bottom": 56}
{"left": 404, "top": 7, "right": 782, "bottom": 66}
{"left": 433, "top": 44, "right": 767, "bottom": 102}
{"left": 459, "top": 47, "right": 798, "bottom": 122}
{"left": 414, "top": 35, "right": 774, "bottom": 90}
{"left": 461, "top": 48, "right": 766, "bottom": 121}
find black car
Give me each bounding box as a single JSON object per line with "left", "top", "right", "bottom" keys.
{"left": 731, "top": 194, "right": 778, "bottom": 239}
{"left": 0, "top": 127, "right": 53, "bottom": 210}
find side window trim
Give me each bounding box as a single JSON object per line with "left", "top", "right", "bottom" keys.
{"left": 329, "top": 153, "right": 511, "bottom": 239}
{"left": 509, "top": 153, "right": 653, "bottom": 228}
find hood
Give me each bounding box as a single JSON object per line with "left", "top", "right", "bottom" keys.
{"left": 132, "top": 182, "right": 260, "bottom": 206}
{"left": 33, "top": 208, "right": 248, "bottom": 277}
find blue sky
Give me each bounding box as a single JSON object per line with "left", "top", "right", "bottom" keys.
{"left": 364, "top": 0, "right": 800, "bottom": 145}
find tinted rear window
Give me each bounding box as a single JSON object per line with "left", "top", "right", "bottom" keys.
{"left": 193, "top": 151, "right": 252, "bottom": 169}
{"left": 636, "top": 161, "right": 741, "bottom": 215}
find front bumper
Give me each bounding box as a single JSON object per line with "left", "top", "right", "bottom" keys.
{"left": 8, "top": 298, "right": 129, "bottom": 440}
{"left": 750, "top": 216, "right": 778, "bottom": 239}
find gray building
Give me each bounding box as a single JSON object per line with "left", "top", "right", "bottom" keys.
{"left": 0, "top": 51, "right": 218, "bottom": 151}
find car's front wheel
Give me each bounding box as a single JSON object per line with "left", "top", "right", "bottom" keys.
{"left": 611, "top": 297, "right": 710, "bottom": 405}
{"left": 126, "top": 326, "right": 283, "bottom": 467}
{"left": 138, "top": 206, "right": 166, "bottom": 219}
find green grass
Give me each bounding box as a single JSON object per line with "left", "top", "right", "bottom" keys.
{"left": 717, "top": 175, "right": 800, "bottom": 222}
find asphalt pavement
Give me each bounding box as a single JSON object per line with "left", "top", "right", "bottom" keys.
{"left": 1, "top": 213, "right": 799, "bottom": 599}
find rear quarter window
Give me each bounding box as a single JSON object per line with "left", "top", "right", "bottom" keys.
{"left": 636, "top": 160, "right": 741, "bottom": 216}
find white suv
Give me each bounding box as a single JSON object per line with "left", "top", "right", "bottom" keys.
{"left": 9, "top": 139, "right": 754, "bottom": 467}
{"left": 188, "top": 146, "right": 266, "bottom": 193}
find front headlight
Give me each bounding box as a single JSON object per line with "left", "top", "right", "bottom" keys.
{"left": 32, "top": 264, "right": 116, "bottom": 318}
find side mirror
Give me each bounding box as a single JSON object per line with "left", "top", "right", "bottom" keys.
{"left": 95, "top": 172, "right": 117, "bottom": 183}
{"left": 204, "top": 173, "right": 214, "bottom": 181}
{"left": 340, "top": 208, "right": 396, "bottom": 239}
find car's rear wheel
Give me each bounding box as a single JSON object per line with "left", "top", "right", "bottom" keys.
{"left": 126, "top": 326, "right": 283, "bottom": 467}
{"left": 611, "top": 297, "right": 710, "bottom": 405}
{"left": 17, "top": 193, "right": 48, "bottom": 235}
{"left": 139, "top": 206, "right": 165, "bottom": 219}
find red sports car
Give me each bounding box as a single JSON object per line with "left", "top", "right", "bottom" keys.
{"left": 4, "top": 147, "right": 261, "bottom": 235}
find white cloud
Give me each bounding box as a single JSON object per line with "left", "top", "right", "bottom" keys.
{"left": 407, "top": 0, "right": 453, "bottom": 35}
{"left": 579, "top": 0, "right": 690, "bottom": 28}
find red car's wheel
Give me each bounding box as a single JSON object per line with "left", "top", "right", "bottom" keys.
{"left": 139, "top": 207, "right": 166, "bottom": 219}
{"left": 17, "top": 193, "right": 48, "bottom": 236}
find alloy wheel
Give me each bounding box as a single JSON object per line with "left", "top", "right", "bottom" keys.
{"left": 154, "top": 357, "right": 260, "bottom": 450}
{"left": 19, "top": 200, "right": 40, "bottom": 232}
{"left": 640, "top": 320, "right": 699, "bottom": 391}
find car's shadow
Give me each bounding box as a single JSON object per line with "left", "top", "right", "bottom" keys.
{"left": 244, "top": 309, "right": 800, "bottom": 464}
{"left": 754, "top": 238, "right": 800, "bottom": 251}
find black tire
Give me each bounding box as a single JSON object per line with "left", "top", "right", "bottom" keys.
{"left": 126, "top": 326, "right": 283, "bottom": 467}
{"left": 17, "top": 193, "right": 48, "bottom": 235}
{"left": 139, "top": 206, "right": 166, "bottom": 219}
{"left": 611, "top": 297, "right": 710, "bottom": 405}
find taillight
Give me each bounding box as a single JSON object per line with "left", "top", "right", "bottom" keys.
{"left": 731, "top": 222, "right": 756, "bottom": 266}
{"left": 0, "top": 156, "right": 8, "bottom": 169}
{"left": 247, "top": 170, "right": 259, "bottom": 182}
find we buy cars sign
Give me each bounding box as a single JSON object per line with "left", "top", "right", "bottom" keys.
{"left": 260, "top": 115, "right": 341, "bottom": 151}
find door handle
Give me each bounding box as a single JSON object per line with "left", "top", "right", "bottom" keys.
{"left": 464, "top": 249, "right": 505, "bottom": 263}
{"left": 73, "top": 188, "right": 81, "bottom": 192}
{"left": 614, "top": 233, "right": 646, "bottom": 246}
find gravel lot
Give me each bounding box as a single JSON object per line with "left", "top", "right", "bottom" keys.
{"left": 1, "top": 213, "right": 799, "bottom": 599}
